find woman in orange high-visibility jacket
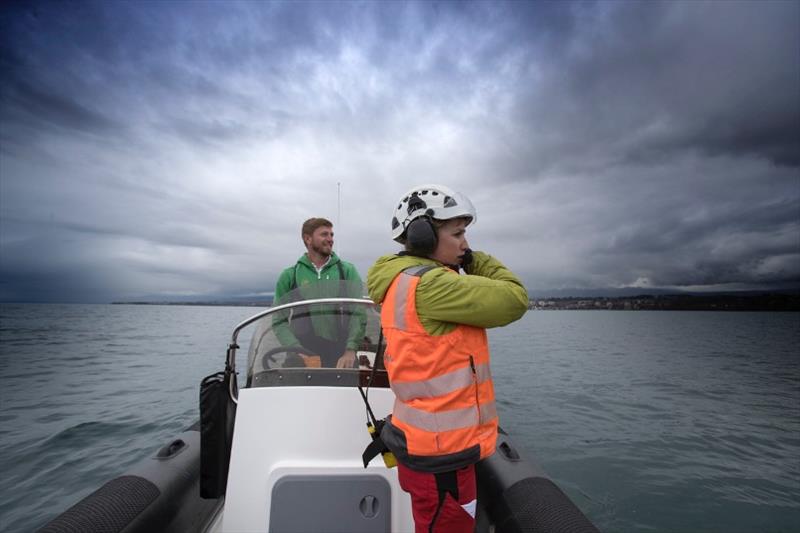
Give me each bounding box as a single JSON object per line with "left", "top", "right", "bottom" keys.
{"left": 367, "top": 184, "right": 528, "bottom": 533}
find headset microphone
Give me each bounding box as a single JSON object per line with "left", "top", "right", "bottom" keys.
{"left": 460, "top": 248, "right": 474, "bottom": 271}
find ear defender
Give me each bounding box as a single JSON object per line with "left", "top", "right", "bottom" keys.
{"left": 405, "top": 217, "right": 437, "bottom": 256}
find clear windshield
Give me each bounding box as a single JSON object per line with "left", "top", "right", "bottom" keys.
{"left": 244, "top": 280, "right": 387, "bottom": 387}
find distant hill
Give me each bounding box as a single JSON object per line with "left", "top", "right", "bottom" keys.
{"left": 531, "top": 292, "right": 800, "bottom": 311}
{"left": 529, "top": 286, "right": 800, "bottom": 298}
{"left": 529, "top": 287, "right": 682, "bottom": 298}
{"left": 113, "top": 295, "right": 274, "bottom": 307}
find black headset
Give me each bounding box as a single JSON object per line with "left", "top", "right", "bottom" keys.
{"left": 406, "top": 216, "right": 437, "bottom": 255}
{"left": 404, "top": 194, "right": 437, "bottom": 256}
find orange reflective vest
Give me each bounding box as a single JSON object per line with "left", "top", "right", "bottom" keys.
{"left": 379, "top": 265, "right": 498, "bottom": 473}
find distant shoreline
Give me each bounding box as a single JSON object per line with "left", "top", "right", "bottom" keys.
{"left": 108, "top": 292, "right": 800, "bottom": 311}
{"left": 111, "top": 301, "right": 272, "bottom": 307}
{"left": 530, "top": 293, "right": 800, "bottom": 311}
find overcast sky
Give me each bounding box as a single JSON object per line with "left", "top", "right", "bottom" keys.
{"left": 1, "top": 0, "right": 798, "bottom": 303}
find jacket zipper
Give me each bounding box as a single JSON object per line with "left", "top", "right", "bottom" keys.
{"left": 470, "top": 355, "right": 481, "bottom": 422}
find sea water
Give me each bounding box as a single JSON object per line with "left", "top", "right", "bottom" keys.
{"left": 0, "top": 304, "right": 798, "bottom": 532}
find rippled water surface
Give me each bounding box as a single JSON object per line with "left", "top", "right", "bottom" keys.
{"left": 1, "top": 304, "right": 798, "bottom": 532}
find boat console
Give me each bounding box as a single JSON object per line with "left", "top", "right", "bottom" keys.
{"left": 213, "top": 280, "right": 413, "bottom": 532}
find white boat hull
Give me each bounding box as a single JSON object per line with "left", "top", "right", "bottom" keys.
{"left": 222, "top": 385, "right": 413, "bottom": 532}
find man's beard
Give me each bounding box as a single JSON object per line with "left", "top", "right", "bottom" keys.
{"left": 311, "top": 242, "right": 332, "bottom": 257}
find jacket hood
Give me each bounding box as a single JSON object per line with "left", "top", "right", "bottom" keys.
{"left": 367, "top": 253, "right": 440, "bottom": 304}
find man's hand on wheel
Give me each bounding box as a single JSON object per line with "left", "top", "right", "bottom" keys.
{"left": 336, "top": 350, "right": 357, "bottom": 368}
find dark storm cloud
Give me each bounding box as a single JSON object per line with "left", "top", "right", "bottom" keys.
{"left": 5, "top": 74, "right": 118, "bottom": 130}
{"left": 497, "top": 0, "right": 800, "bottom": 176}
{"left": 453, "top": 0, "right": 800, "bottom": 292}
{"left": 590, "top": 198, "right": 800, "bottom": 287}
{"left": 0, "top": 230, "right": 121, "bottom": 303}
{"left": 602, "top": 197, "right": 799, "bottom": 256}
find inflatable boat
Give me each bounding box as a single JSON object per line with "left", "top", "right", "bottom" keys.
{"left": 40, "top": 281, "right": 599, "bottom": 532}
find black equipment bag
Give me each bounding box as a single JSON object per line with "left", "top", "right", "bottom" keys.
{"left": 199, "top": 368, "right": 237, "bottom": 498}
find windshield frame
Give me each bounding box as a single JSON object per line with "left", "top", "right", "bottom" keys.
{"left": 225, "top": 297, "right": 383, "bottom": 402}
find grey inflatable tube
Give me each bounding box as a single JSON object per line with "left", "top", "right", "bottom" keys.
{"left": 476, "top": 428, "right": 600, "bottom": 533}
{"left": 38, "top": 426, "right": 222, "bottom": 533}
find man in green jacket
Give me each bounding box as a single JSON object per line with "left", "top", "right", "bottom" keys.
{"left": 273, "top": 217, "right": 364, "bottom": 368}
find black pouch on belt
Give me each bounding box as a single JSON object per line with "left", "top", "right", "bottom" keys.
{"left": 362, "top": 418, "right": 397, "bottom": 468}
{"left": 199, "top": 368, "right": 237, "bottom": 498}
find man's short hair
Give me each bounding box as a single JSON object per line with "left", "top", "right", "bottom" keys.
{"left": 301, "top": 217, "right": 333, "bottom": 239}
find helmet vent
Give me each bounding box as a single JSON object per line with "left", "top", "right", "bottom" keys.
{"left": 407, "top": 195, "right": 427, "bottom": 214}
{"left": 443, "top": 196, "right": 456, "bottom": 207}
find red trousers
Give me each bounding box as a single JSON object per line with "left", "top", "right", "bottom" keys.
{"left": 397, "top": 463, "right": 477, "bottom": 533}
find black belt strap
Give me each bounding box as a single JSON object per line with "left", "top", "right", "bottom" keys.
{"left": 361, "top": 436, "right": 386, "bottom": 468}
{"left": 359, "top": 327, "right": 385, "bottom": 468}
{"left": 429, "top": 470, "right": 459, "bottom": 533}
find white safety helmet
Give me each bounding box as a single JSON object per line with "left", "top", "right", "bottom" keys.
{"left": 391, "top": 184, "right": 477, "bottom": 242}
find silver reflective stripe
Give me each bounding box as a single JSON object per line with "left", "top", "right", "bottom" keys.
{"left": 393, "top": 273, "right": 413, "bottom": 330}
{"left": 404, "top": 265, "right": 434, "bottom": 276}
{"left": 479, "top": 400, "right": 498, "bottom": 424}
{"left": 392, "top": 364, "right": 486, "bottom": 402}
{"left": 394, "top": 400, "right": 478, "bottom": 432}
{"left": 393, "top": 399, "right": 498, "bottom": 432}
{"left": 392, "top": 266, "right": 433, "bottom": 330}
{"left": 475, "top": 362, "right": 492, "bottom": 384}
{"left": 393, "top": 367, "right": 472, "bottom": 401}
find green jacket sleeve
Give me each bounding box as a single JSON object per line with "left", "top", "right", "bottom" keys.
{"left": 343, "top": 262, "right": 366, "bottom": 350}
{"left": 274, "top": 267, "right": 292, "bottom": 303}
{"left": 415, "top": 251, "right": 529, "bottom": 332}
{"left": 272, "top": 267, "right": 301, "bottom": 347}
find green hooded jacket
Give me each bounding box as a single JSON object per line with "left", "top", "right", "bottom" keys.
{"left": 273, "top": 252, "right": 364, "bottom": 350}
{"left": 367, "top": 251, "right": 529, "bottom": 336}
